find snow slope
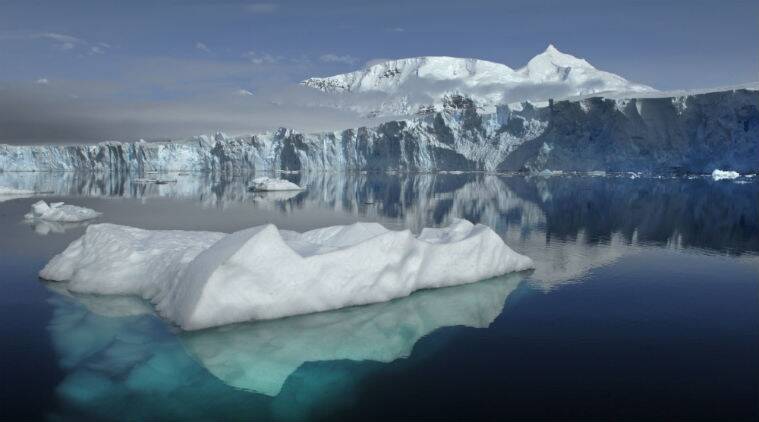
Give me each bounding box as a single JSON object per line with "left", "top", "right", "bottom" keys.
{"left": 302, "top": 44, "right": 655, "bottom": 117}
{"left": 40, "top": 219, "right": 534, "bottom": 330}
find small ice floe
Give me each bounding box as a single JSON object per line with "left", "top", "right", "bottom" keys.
{"left": 627, "top": 172, "right": 642, "bottom": 179}
{"left": 133, "top": 178, "right": 177, "bottom": 184}
{"left": 40, "top": 219, "right": 534, "bottom": 330}
{"left": 0, "top": 186, "right": 37, "bottom": 202}
{"left": 24, "top": 200, "right": 101, "bottom": 222}
{"left": 587, "top": 170, "right": 607, "bottom": 177}
{"left": 537, "top": 169, "right": 563, "bottom": 177}
{"left": 248, "top": 177, "right": 303, "bottom": 192}
{"left": 711, "top": 169, "right": 740, "bottom": 181}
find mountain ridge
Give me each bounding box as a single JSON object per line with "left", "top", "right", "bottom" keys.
{"left": 301, "top": 45, "right": 656, "bottom": 117}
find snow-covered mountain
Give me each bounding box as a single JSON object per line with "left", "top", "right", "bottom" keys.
{"left": 302, "top": 45, "right": 656, "bottom": 117}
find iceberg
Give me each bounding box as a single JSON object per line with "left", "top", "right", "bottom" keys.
{"left": 40, "top": 219, "right": 533, "bottom": 330}
{"left": 248, "top": 177, "right": 303, "bottom": 191}
{"left": 25, "top": 200, "right": 101, "bottom": 222}
{"left": 711, "top": 169, "right": 740, "bottom": 180}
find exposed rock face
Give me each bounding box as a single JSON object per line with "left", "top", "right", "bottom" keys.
{"left": 1, "top": 89, "right": 757, "bottom": 174}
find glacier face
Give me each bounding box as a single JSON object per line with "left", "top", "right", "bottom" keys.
{"left": 0, "top": 88, "right": 757, "bottom": 174}
{"left": 301, "top": 44, "right": 655, "bottom": 117}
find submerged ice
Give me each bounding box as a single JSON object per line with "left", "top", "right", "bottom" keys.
{"left": 40, "top": 219, "right": 533, "bottom": 330}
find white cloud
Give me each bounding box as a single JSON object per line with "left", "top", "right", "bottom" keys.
{"left": 0, "top": 31, "right": 110, "bottom": 55}
{"left": 319, "top": 53, "right": 359, "bottom": 65}
{"left": 242, "top": 51, "right": 281, "bottom": 65}
{"left": 235, "top": 89, "right": 254, "bottom": 96}
{"left": 35, "top": 78, "right": 50, "bottom": 85}
{"left": 195, "top": 42, "right": 211, "bottom": 53}
{"left": 244, "top": 3, "right": 278, "bottom": 14}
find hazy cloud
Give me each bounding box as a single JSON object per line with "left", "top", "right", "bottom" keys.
{"left": 319, "top": 53, "right": 358, "bottom": 65}
{"left": 195, "top": 42, "right": 211, "bottom": 53}
{"left": 244, "top": 3, "right": 278, "bottom": 14}
{"left": 0, "top": 31, "right": 109, "bottom": 55}
{"left": 364, "top": 58, "right": 390, "bottom": 67}
{"left": 242, "top": 51, "right": 281, "bottom": 65}
{"left": 35, "top": 78, "right": 50, "bottom": 85}
{"left": 0, "top": 78, "right": 372, "bottom": 145}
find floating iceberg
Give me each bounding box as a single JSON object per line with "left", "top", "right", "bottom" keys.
{"left": 711, "top": 169, "right": 740, "bottom": 180}
{"left": 40, "top": 219, "right": 533, "bottom": 330}
{"left": 248, "top": 177, "right": 303, "bottom": 191}
{"left": 25, "top": 200, "right": 101, "bottom": 222}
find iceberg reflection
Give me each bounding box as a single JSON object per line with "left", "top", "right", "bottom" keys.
{"left": 181, "top": 273, "right": 524, "bottom": 396}
{"left": 43, "top": 273, "right": 525, "bottom": 419}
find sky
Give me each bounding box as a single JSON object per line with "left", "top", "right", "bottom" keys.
{"left": 1, "top": 0, "right": 757, "bottom": 144}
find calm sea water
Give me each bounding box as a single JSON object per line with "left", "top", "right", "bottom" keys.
{"left": 1, "top": 172, "right": 757, "bottom": 421}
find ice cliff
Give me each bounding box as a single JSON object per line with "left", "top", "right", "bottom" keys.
{"left": 1, "top": 88, "right": 757, "bottom": 174}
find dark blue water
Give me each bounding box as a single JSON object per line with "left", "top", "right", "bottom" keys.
{"left": 1, "top": 172, "right": 757, "bottom": 421}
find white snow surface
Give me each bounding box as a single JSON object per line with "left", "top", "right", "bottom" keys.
{"left": 24, "top": 200, "right": 101, "bottom": 222}
{"left": 302, "top": 44, "right": 655, "bottom": 116}
{"left": 712, "top": 169, "right": 740, "bottom": 180}
{"left": 248, "top": 177, "right": 303, "bottom": 191}
{"left": 40, "top": 219, "right": 534, "bottom": 330}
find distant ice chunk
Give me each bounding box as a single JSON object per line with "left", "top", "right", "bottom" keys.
{"left": 0, "top": 186, "right": 37, "bottom": 202}
{"left": 711, "top": 169, "right": 740, "bottom": 180}
{"left": 25, "top": 200, "right": 101, "bottom": 222}
{"left": 133, "top": 178, "right": 177, "bottom": 184}
{"left": 41, "top": 219, "right": 534, "bottom": 330}
{"left": 537, "top": 169, "right": 563, "bottom": 177}
{"left": 248, "top": 177, "right": 303, "bottom": 191}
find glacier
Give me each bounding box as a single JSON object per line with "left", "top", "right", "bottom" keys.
{"left": 1, "top": 88, "right": 756, "bottom": 174}
{"left": 40, "top": 219, "right": 533, "bottom": 330}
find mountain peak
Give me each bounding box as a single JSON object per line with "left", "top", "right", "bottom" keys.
{"left": 301, "top": 46, "right": 656, "bottom": 117}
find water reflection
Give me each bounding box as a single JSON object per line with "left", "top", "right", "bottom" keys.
{"left": 24, "top": 219, "right": 92, "bottom": 235}
{"left": 19, "top": 170, "right": 756, "bottom": 420}
{"left": 182, "top": 273, "right": 523, "bottom": 396}
{"left": 3, "top": 171, "right": 755, "bottom": 255}
{"left": 43, "top": 274, "right": 524, "bottom": 420}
